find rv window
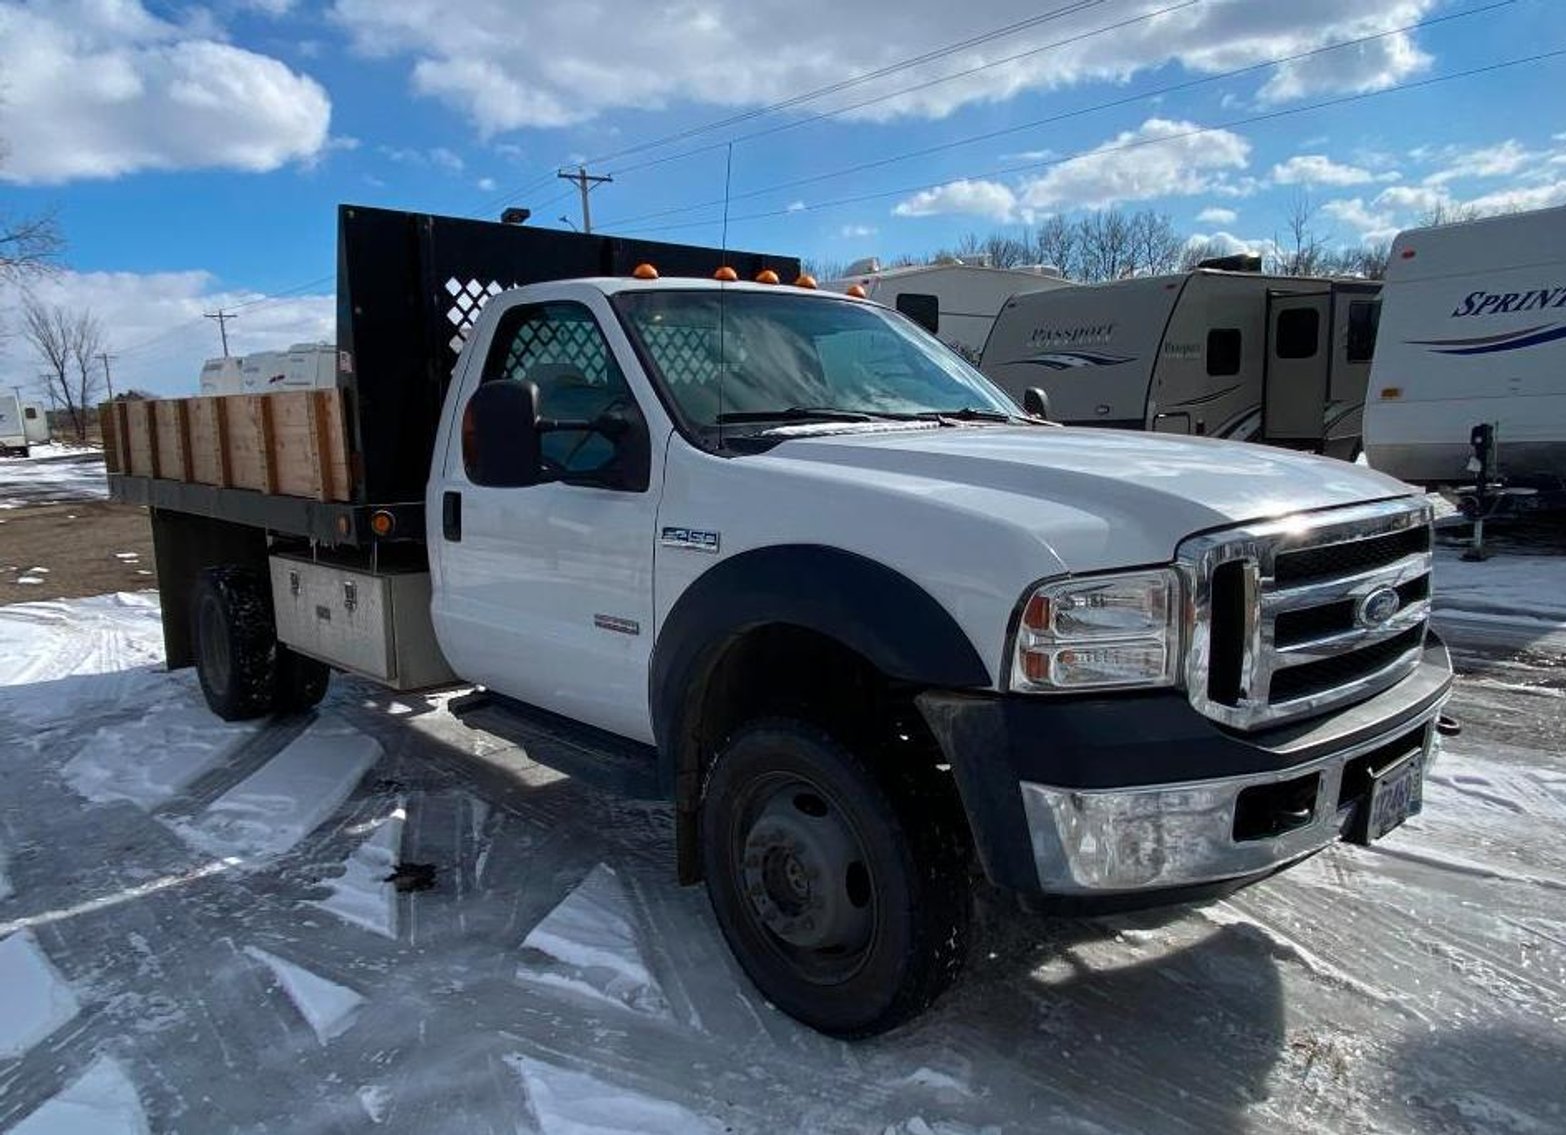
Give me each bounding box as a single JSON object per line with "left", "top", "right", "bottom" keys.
{"left": 24, "top": 407, "right": 38, "bottom": 420}
{"left": 1347, "top": 300, "right": 1380, "bottom": 363}
{"left": 1206, "top": 329, "right": 1242, "bottom": 376}
{"left": 1276, "top": 308, "right": 1320, "bottom": 359}
{"left": 895, "top": 293, "right": 940, "bottom": 335}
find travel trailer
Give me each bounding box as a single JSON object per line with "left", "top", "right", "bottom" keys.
{"left": 0, "top": 392, "right": 49, "bottom": 456}
{"left": 825, "top": 259, "right": 1069, "bottom": 362}
{"left": 1363, "top": 206, "right": 1566, "bottom": 490}
{"left": 199, "top": 343, "right": 337, "bottom": 397}
{"left": 980, "top": 268, "right": 1382, "bottom": 459}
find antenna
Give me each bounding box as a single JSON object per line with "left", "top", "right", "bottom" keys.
{"left": 717, "top": 143, "right": 734, "bottom": 452}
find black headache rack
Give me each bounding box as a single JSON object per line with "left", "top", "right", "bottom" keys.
{"left": 109, "top": 204, "right": 800, "bottom": 545}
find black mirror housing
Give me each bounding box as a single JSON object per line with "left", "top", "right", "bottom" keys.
{"left": 463, "top": 380, "right": 543, "bottom": 487}
{"left": 1023, "top": 387, "right": 1051, "bottom": 421}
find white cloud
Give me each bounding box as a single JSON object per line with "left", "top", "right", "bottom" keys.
{"left": 1321, "top": 197, "right": 1399, "bottom": 243}
{"left": 1018, "top": 118, "right": 1250, "bottom": 211}
{"left": 1187, "top": 231, "right": 1275, "bottom": 259}
{"left": 1196, "top": 206, "right": 1238, "bottom": 225}
{"left": 1, "top": 270, "right": 334, "bottom": 399}
{"left": 1271, "top": 154, "right": 1396, "bottom": 187}
{"left": 785, "top": 201, "right": 807, "bottom": 213}
{"left": 893, "top": 180, "right": 1021, "bottom": 224}
{"left": 476, "top": 176, "right": 497, "bottom": 192}
{"left": 329, "top": 0, "right": 1445, "bottom": 136}
{"left": 1423, "top": 140, "right": 1538, "bottom": 186}
{"left": 0, "top": 1, "right": 331, "bottom": 184}
{"left": 1466, "top": 182, "right": 1566, "bottom": 214}
{"left": 838, "top": 224, "right": 878, "bottom": 239}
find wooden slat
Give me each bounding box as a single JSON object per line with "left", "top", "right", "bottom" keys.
{"left": 188, "top": 397, "right": 229, "bottom": 487}
{"left": 126, "top": 400, "right": 157, "bottom": 477}
{"left": 224, "top": 395, "right": 268, "bottom": 493}
{"left": 153, "top": 399, "right": 192, "bottom": 483}
{"left": 116, "top": 403, "right": 133, "bottom": 475}
{"left": 99, "top": 402, "right": 120, "bottom": 472}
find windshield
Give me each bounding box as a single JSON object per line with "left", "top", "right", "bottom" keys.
{"left": 613, "top": 289, "right": 1017, "bottom": 432}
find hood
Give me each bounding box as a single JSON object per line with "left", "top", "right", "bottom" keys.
{"left": 752, "top": 424, "right": 1416, "bottom": 570}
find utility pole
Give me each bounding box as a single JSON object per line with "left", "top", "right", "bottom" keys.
{"left": 97, "top": 352, "right": 115, "bottom": 401}
{"left": 203, "top": 309, "right": 237, "bottom": 357}
{"left": 557, "top": 166, "right": 613, "bottom": 234}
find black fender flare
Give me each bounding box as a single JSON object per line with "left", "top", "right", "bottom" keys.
{"left": 650, "top": 544, "right": 993, "bottom": 800}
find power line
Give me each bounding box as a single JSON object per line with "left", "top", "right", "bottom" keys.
{"left": 601, "top": 0, "right": 1518, "bottom": 231}
{"left": 622, "top": 46, "right": 1566, "bottom": 237}
{"left": 582, "top": 0, "right": 1112, "bottom": 168}
{"left": 606, "top": 0, "right": 1205, "bottom": 181}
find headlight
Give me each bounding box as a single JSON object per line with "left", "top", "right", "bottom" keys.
{"left": 1010, "top": 570, "right": 1181, "bottom": 692}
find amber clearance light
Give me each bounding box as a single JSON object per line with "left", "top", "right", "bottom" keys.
{"left": 632, "top": 262, "right": 659, "bottom": 280}
{"left": 714, "top": 266, "right": 739, "bottom": 281}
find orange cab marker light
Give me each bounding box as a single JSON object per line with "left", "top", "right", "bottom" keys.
{"left": 794, "top": 274, "right": 818, "bottom": 289}
{"left": 714, "top": 266, "right": 739, "bottom": 282}
{"left": 370, "top": 510, "right": 396, "bottom": 537}
{"left": 846, "top": 283, "right": 868, "bottom": 299}
{"left": 632, "top": 263, "right": 659, "bottom": 280}
{"left": 755, "top": 269, "right": 780, "bottom": 285}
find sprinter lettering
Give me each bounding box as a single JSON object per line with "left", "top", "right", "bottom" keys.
{"left": 1452, "top": 286, "right": 1566, "bottom": 317}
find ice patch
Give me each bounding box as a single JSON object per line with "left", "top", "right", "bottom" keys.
{"left": 61, "top": 689, "right": 261, "bottom": 808}
{"left": 507, "top": 1055, "right": 723, "bottom": 1135}
{"left": 309, "top": 807, "right": 404, "bottom": 939}
{"left": 245, "top": 946, "right": 364, "bottom": 1044}
{"left": 0, "top": 930, "right": 82, "bottom": 1058}
{"left": 172, "top": 716, "right": 381, "bottom": 862}
{"left": 357, "top": 1084, "right": 391, "bottom": 1124}
{"left": 1199, "top": 903, "right": 1398, "bottom": 1006}
{"left": 16, "top": 576, "right": 43, "bottom": 585}
{"left": 1435, "top": 547, "right": 1566, "bottom": 627}
{"left": 0, "top": 842, "right": 12, "bottom": 903}
{"left": 0, "top": 593, "right": 167, "bottom": 723}
{"left": 518, "top": 864, "right": 667, "bottom": 1017}
{"left": 10, "top": 1056, "right": 149, "bottom": 1135}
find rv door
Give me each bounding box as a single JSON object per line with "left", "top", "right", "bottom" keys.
{"left": 1263, "top": 290, "right": 1331, "bottom": 447}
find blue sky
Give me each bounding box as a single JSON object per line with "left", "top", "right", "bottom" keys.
{"left": 2, "top": 0, "right": 1564, "bottom": 396}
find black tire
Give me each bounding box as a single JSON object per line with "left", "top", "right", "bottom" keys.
{"left": 190, "top": 566, "right": 278, "bottom": 721}
{"left": 700, "top": 719, "right": 971, "bottom": 1038}
{"left": 274, "top": 646, "right": 330, "bottom": 715}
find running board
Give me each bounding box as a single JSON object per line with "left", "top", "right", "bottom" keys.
{"left": 448, "top": 691, "right": 662, "bottom": 800}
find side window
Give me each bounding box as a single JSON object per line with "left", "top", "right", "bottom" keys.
{"left": 1346, "top": 300, "right": 1380, "bottom": 363}
{"left": 24, "top": 407, "right": 38, "bottom": 420}
{"left": 895, "top": 292, "right": 940, "bottom": 335}
{"left": 478, "top": 302, "right": 634, "bottom": 476}
{"left": 1206, "top": 328, "right": 1242, "bottom": 377}
{"left": 1276, "top": 308, "right": 1320, "bottom": 359}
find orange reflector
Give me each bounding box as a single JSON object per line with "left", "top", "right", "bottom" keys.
{"left": 370, "top": 509, "right": 396, "bottom": 537}
{"left": 632, "top": 262, "right": 659, "bottom": 280}
{"left": 1401, "top": 248, "right": 1416, "bottom": 259}
{"left": 755, "top": 269, "right": 780, "bottom": 285}
{"left": 794, "top": 274, "right": 818, "bottom": 289}
{"left": 336, "top": 516, "right": 351, "bottom": 537}
{"left": 714, "top": 266, "right": 739, "bottom": 281}
{"left": 846, "top": 283, "right": 868, "bottom": 299}
{"left": 1380, "top": 387, "right": 1403, "bottom": 399}
{"left": 1022, "top": 593, "right": 1050, "bottom": 631}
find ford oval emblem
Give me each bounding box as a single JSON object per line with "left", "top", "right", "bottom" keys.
{"left": 1358, "top": 586, "right": 1402, "bottom": 628}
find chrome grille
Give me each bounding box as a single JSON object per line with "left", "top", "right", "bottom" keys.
{"left": 1179, "top": 498, "right": 1434, "bottom": 730}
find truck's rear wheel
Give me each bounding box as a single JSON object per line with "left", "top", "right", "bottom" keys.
{"left": 191, "top": 567, "right": 278, "bottom": 721}
{"left": 275, "top": 647, "right": 330, "bottom": 715}
{"left": 700, "top": 719, "right": 970, "bottom": 1037}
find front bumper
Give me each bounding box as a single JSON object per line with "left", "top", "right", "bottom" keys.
{"left": 918, "top": 634, "right": 1452, "bottom": 901}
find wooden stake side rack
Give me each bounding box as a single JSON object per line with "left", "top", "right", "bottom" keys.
{"left": 101, "top": 390, "right": 353, "bottom": 503}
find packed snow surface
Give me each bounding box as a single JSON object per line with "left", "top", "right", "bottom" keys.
{"left": 0, "top": 450, "right": 108, "bottom": 508}
{"left": 0, "top": 588, "right": 1563, "bottom": 1133}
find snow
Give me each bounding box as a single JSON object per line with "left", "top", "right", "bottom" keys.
{"left": 0, "top": 843, "right": 12, "bottom": 902}
{"left": 9, "top": 1057, "right": 149, "bottom": 1135}
{"left": 244, "top": 946, "right": 365, "bottom": 1044}
{"left": 0, "top": 592, "right": 166, "bottom": 723}
{"left": 519, "top": 863, "right": 668, "bottom": 1017}
{"left": 171, "top": 716, "right": 382, "bottom": 862}
{"left": 507, "top": 1055, "right": 723, "bottom": 1135}
{"left": 0, "top": 451, "right": 108, "bottom": 509}
{"left": 61, "top": 682, "right": 261, "bottom": 808}
{"left": 1434, "top": 545, "right": 1566, "bottom": 627}
{"left": 308, "top": 807, "right": 404, "bottom": 938}
{"left": 0, "top": 931, "right": 82, "bottom": 1059}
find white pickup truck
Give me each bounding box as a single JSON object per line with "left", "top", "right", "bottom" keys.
{"left": 110, "top": 206, "right": 1453, "bottom": 1037}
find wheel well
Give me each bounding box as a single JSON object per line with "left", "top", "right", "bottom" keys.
{"left": 673, "top": 623, "right": 968, "bottom": 884}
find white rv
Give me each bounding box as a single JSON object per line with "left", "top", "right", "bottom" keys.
{"left": 240, "top": 342, "right": 338, "bottom": 393}
{"left": 199, "top": 356, "right": 244, "bottom": 396}
{"left": 981, "top": 268, "right": 1382, "bottom": 460}
{"left": 825, "top": 259, "right": 1069, "bottom": 362}
{"left": 0, "top": 392, "right": 49, "bottom": 457}
{"left": 1363, "top": 206, "right": 1566, "bottom": 489}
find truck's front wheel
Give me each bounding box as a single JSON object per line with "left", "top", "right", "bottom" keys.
{"left": 701, "top": 719, "right": 970, "bottom": 1037}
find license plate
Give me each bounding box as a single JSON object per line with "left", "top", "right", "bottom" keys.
{"left": 1364, "top": 751, "right": 1425, "bottom": 842}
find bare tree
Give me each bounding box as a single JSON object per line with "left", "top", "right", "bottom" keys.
{"left": 1417, "top": 201, "right": 1482, "bottom": 229}
{"left": 1126, "top": 210, "right": 1183, "bottom": 276}
{"left": 1271, "top": 192, "right": 1331, "bottom": 276}
{"left": 1033, "top": 216, "right": 1079, "bottom": 279}
{"left": 1075, "top": 208, "right": 1137, "bottom": 282}
{"left": 23, "top": 296, "right": 104, "bottom": 441}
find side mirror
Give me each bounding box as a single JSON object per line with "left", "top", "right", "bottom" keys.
{"left": 463, "top": 380, "right": 543, "bottom": 487}
{"left": 1023, "top": 387, "right": 1051, "bottom": 421}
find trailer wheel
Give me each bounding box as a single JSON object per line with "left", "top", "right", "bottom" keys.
{"left": 275, "top": 647, "right": 330, "bottom": 715}
{"left": 700, "top": 719, "right": 971, "bottom": 1038}
{"left": 191, "top": 566, "right": 278, "bottom": 721}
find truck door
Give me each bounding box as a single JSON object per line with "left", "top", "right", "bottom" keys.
{"left": 1263, "top": 290, "right": 1332, "bottom": 448}
{"left": 431, "top": 298, "right": 661, "bottom": 743}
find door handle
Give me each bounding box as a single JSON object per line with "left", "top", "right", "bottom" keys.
{"left": 442, "top": 491, "right": 462, "bottom": 542}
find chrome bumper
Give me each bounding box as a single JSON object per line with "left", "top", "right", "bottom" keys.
{"left": 1018, "top": 702, "right": 1444, "bottom": 894}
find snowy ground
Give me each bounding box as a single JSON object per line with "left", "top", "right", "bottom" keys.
{"left": 1, "top": 593, "right": 1564, "bottom": 1134}
{"left": 0, "top": 449, "right": 109, "bottom": 510}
